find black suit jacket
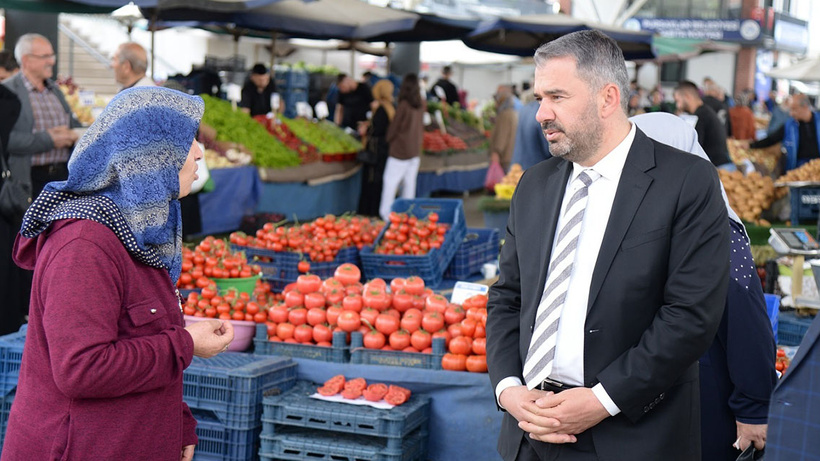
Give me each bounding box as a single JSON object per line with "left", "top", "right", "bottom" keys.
{"left": 486, "top": 128, "right": 729, "bottom": 461}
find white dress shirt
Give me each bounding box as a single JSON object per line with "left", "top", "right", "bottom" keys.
{"left": 496, "top": 123, "right": 637, "bottom": 417}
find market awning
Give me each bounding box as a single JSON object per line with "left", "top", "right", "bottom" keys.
{"left": 362, "top": 13, "right": 480, "bottom": 43}
{"left": 462, "top": 13, "right": 655, "bottom": 61}
{"left": 645, "top": 36, "right": 739, "bottom": 63}
{"left": 766, "top": 58, "right": 820, "bottom": 82}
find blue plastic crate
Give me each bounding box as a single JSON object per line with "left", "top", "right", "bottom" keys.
{"left": 765, "top": 294, "right": 781, "bottom": 343}
{"left": 360, "top": 199, "right": 467, "bottom": 287}
{"left": 183, "top": 353, "right": 297, "bottom": 429}
{"left": 274, "top": 70, "right": 309, "bottom": 91}
{"left": 192, "top": 409, "right": 260, "bottom": 461}
{"left": 0, "top": 390, "right": 15, "bottom": 453}
{"left": 777, "top": 311, "right": 815, "bottom": 346}
{"left": 259, "top": 426, "right": 428, "bottom": 461}
{"left": 349, "top": 332, "right": 445, "bottom": 370}
{"left": 253, "top": 324, "right": 349, "bottom": 363}
{"left": 789, "top": 186, "right": 820, "bottom": 225}
{"left": 261, "top": 381, "right": 429, "bottom": 446}
{"left": 235, "top": 245, "right": 359, "bottom": 282}
{"left": 444, "top": 228, "right": 500, "bottom": 279}
{"left": 0, "top": 325, "right": 27, "bottom": 395}
{"left": 282, "top": 90, "right": 308, "bottom": 119}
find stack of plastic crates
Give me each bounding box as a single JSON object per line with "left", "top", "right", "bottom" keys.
{"left": 183, "top": 353, "right": 297, "bottom": 460}
{"left": 0, "top": 325, "right": 25, "bottom": 455}
{"left": 259, "top": 380, "right": 430, "bottom": 461}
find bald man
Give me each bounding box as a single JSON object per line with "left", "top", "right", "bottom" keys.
{"left": 745, "top": 94, "right": 820, "bottom": 172}
{"left": 111, "top": 42, "right": 155, "bottom": 90}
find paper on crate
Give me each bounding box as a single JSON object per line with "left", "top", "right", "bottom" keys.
{"left": 309, "top": 393, "right": 395, "bottom": 410}
{"left": 450, "top": 281, "right": 489, "bottom": 305}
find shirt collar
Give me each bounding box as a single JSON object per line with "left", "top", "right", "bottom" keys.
{"left": 22, "top": 75, "right": 54, "bottom": 93}
{"left": 571, "top": 122, "right": 637, "bottom": 182}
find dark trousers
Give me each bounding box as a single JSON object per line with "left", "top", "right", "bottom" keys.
{"left": 0, "top": 213, "right": 30, "bottom": 335}
{"left": 31, "top": 162, "right": 69, "bottom": 198}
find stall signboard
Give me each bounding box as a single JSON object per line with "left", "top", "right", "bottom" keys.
{"left": 625, "top": 17, "right": 763, "bottom": 45}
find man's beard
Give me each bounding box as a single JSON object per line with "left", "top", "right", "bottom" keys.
{"left": 541, "top": 103, "right": 602, "bottom": 164}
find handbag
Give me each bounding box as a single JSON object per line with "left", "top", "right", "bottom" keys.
{"left": 356, "top": 135, "right": 381, "bottom": 166}
{"left": 0, "top": 151, "right": 33, "bottom": 221}
{"left": 736, "top": 444, "right": 765, "bottom": 461}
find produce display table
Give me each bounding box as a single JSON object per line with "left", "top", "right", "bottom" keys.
{"left": 292, "top": 358, "right": 503, "bottom": 461}
{"left": 256, "top": 167, "right": 362, "bottom": 220}
{"left": 198, "top": 165, "right": 262, "bottom": 235}
{"left": 417, "top": 166, "right": 489, "bottom": 197}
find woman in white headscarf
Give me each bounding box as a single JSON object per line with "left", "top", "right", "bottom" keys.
{"left": 631, "top": 112, "right": 777, "bottom": 461}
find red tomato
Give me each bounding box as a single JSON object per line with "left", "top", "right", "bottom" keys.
{"left": 345, "top": 377, "right": 367, "bottom": 391}
{"left": 269, "top": 303, "right": 289, "bottom": 323}
{"left": 313, "top": 323, "right": 333, "bottom": 343}
{"left": 306, "top": 307, "right": 327, "bottom": 326}
{"left": 253, "top": 312, "right": 267, "bottom": 323}
{"left": 403, "top": 276, "right": 425, "bottom": 296}
{"left": 375, "top": 314, "right": 400, "bottom": 336}
{"left": 460, "top": 318, "right": 477, "bottom": 338}
{"left": 449, "top": 336, "right": 473, "bottom": 355}
{"left": 425, "top": 294, "right": 448, "bottom": 313}
{"left": 342, "top": 293, "right": 363, "bottom": 312}
{"left": 293, "top": 324, "right": 314, "bottom": 343}
{"left": 359, "top": 307, "right": 380, "bottom": 328}
{"left": 317, "top": 385, "right": 339, "bottom": 396}
{"left": 472, "top": 337, "right": 486, "bottom": 355}
{"left": 363, "top": 330, "right": 386, "bottom": 349}
{"left": 285, "top": 290, "right": 304, "bottom": 308}
{"left": 325, "top": 288, "right": 345, "bottom": 306}
{"left": 363, "top": 383, "right": 388, "bottom": 402}
{"left": 296, "top": 274, "right": 322, "bottom": 294}
{"left": 473, "top": 323, "right": 486, "bottom": 339}
{"left": 297, "top": 260, "right": 311, "bottom": 273}
{"left": 326, "top": 305, "right": 342, "bottom": 326}
{"left": 384, "top": 390, "right": 408, "bottom": 405}
{"left": 276, "top": 322, "right": 295, "bottom": 340}
{"left": 389, "top": 329, "right": 411, "bottom": 350}
{"left": 444, "top": 305, "right": 466, "bottom": 325}
{"left": 466, "top": 355, "right": 488, "bottom": 373}
{"left": 341, "top": 388, "right": 362, "bottom": 400}
{"left": 337, "top": 310, "right": 362, "bottom": 332}
{"left": 421, "top": 311, "right": 445, "bottom": 333}
{"left": 334, "top": 263, "right": 361, "bottom": 286}
{"left": 389, "top": 278, "right": 406, "bottom": 294}
{"left": 383, "top": 308, "right": 402, "bottom": 319}
{"left": 400, "top": 313, "right": 422, "bottom": 333}
{"left": 447, "top": 323, "right": 462, "bottom": 338}
{"left": 391, "top": 292, "right": 413, "bottom": 313}
{"left": 288, "top": 308, "right": 308, "bottom": 326}
{"left": 364, "top": 278, "right": 387, "bottom": 292}
{"left": 442, "top": 353, "right": 467, "bottom": 371}
{"left": 363, "top": 290, "right": 391, "bottom": 311}
{"left": 321, "top": 277, "right": 344, "bottom": 294}
{"left": 410, "top": 329, "right": 432, "bottom": 351}
{"left": 345, "top": 283, "right": 363, "bottom": 296}
{"left": 304, "top": 292, "right": 326, "bottom": 310}
{"left": 432, "top": 329, "right": 451, "bottom": 348}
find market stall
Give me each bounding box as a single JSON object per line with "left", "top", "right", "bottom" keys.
{"left": 199, "top": 165, "right": 262, "bottom": 235}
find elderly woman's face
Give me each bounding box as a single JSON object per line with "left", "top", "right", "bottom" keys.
{"left": 178, "top": 141, "right": 203, "bottom": 198}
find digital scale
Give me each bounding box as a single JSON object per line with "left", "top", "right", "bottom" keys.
{"left": 769, "top": 228, "right": 820, "bottom": 301}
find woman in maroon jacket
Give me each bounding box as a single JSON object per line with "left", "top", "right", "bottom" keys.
{"left": 380, "top": 74, "right": 425, "bottom": 220}
{"left": 2, "top": 87, "right": 234, "bottom": 461}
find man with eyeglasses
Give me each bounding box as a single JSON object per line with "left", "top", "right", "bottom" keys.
{"left": 2, "top": 33, "right": 80, "bottom": 200}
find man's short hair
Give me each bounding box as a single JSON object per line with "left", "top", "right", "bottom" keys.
{"left": 116, "top": 42, "right": 148, "bottom": 74}
{"left": 442, "top": 65, "right": 452, "bottom": 76}
{"left": 0, "top": 50, "right": 18, "bottom": 72}
{"left": 675, "top": 80, "right": 701, "bottom": 99}
{"left": 14, "top": 33, "right": 49, "bottom": 64}
{"left": 250, "top": 63, "right": 268, "bottom": 75}
{"left": 793, "top": 93, "right": 811, "bottom": 108}
{"left": 336, "top": 73, "right": 348, "bottom": 85}
{"left": 534, "top": 30, "right": 630, "bottom": 114}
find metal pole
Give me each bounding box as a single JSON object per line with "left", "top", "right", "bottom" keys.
{"left": 350, "top": 41, "right": 356, "bottom": 76}
{"left": 150, "top": 13, "right": 157, "bottom": 81}
{"left": 270, "top": 32, "right": 277, "bottom": 70}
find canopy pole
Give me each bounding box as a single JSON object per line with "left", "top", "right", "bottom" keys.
{"left": 350, "top": 41, "right": 356, "bottom": 76}
{"left": 269, "top": 32, "right": 278, "bottom": 70}
{"left": 150, "top": 12, "right": 157, "bottom": 81}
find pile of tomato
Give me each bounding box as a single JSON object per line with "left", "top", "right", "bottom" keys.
{"left": 776, "top": 348, "right": 791, "bottom": 374}
{"left": 229, "top": 214, "right": 383, "bottom": 263}
{"left": 177, "top": 236, "right": 262, "bottom": 290}
{"left": 260, "top": 262, "right": 489, "bottom": 373}
{"left": 372, "top": 211, "right": 449, "bottom": 256}
{"left": 183, "top": 278, "right": 283, "bottom": 322}
{"left": 317, "top": 375, "right": 412, "bottom": 406}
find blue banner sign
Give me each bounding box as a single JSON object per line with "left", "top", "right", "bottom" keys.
{"left": 626, "top": 18, "right": 763, "bottom": 43}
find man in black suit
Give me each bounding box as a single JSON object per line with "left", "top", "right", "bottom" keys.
{"left": 486, "top": 30, "right": 729, "bottom": 461}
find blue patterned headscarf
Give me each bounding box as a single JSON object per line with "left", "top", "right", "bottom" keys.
{"left": 20, "top": 87, "right": 204, "bottom": 284}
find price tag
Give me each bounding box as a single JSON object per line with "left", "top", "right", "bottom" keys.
{"left": 79, "top": 90, "right": 95, "bottom": 107}
{"left": 450, "top": 282, "right": 489, "bottom": 305}
{"left": 314, "top": 101, "right": 330, "bottom": 119}
{"left": 225, "top": 83, "right": 241, "bottom": 103}
{"left": 271, "top": 92, "right": 280, "bottom": 111}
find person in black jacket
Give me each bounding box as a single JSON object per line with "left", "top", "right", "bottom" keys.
{"left": 674, "top": 80, "right": 735, "bottom": 170}
{"left": 0, "top": 84, "right": 26, "bottom": 335}
{"left": 432, "top": 66, "right": 460, "bottom": 106}
{"left": 239, "top": 63, "right": 277, "bottom": 117}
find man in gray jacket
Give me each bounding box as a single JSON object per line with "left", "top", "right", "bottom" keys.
{"left": 3, "top": 33, "right": 80, "bottom": 199}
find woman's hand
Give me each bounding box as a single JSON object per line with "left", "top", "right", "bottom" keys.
{"left": 181, "top": 445, "right": 195, "bottom": 461}
{"left": 185, "top": 319, "right": 234, "bottom": 358}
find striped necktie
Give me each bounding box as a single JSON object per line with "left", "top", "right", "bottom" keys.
{"left": 523, "top": 169, "right": 600, "bottom": 389}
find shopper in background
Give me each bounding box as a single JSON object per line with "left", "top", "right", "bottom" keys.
{"left": 380, "top": 74, "right": 424, "bottom": 221}
{"left": 111, "top": 42, "right": 154, "bottom": 91}
{"left": 0, "top": 83, "right": 23, "bottom": 336}
{"left": 644, "top": 88, "right": 675, "bottom": 114}
{"left": 432, "top": 65, "right": 460, "bottom": 106}
{"left": 674, "top": 80, "right": 735, "bottom": 170}
{"left": 239, "top": 63, "right": 277, "bottom": 117}
{"left": 702, "top": 80, "right": 732, "bottom": 135}
{"left": 3, "top": 33, "right": 80, "bottom": 199}
{"left": 489, "top": 84, "right": 519, "bottom": 172}
{"left": 511, "top": 100, "right": 551, "bottom": 170}
{"left": 632, "top": 112, "right": 776, "bottom": 460}
{"left": 1, "top": 87, "right": 234, "bottom": 461}
{"left": 742, "top": 94, "right": 819, "bottom": 173}
{"left": 358, "top": 79, "right": 393, "bottom": 217}
{"left": 0, "top": 50, "right": 19, "bottom": 81}
{"left": 335, "top": 73, "right": 373, "bottom": 131}
{"left": 728, "top": 92, "right": 758, "bottom": 141}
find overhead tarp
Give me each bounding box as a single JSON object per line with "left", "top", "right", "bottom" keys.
{"left": 463, "top": 13, "right": 655, "bottom": 61}
{"left": 0, "top": 0, "right": 114, "bottom": 13}
{"left": 363, "top": 13, "right": 479, "bottom": 43}
{"left": 645, "top": 36, "right": 739, "bottom": 63}
{"left": 766, "top": 58, "right": 820, "bottom": 82}
{"left": 153, "top": 0, "right": 419, "bottom": 41}
{"left": 69, "top": 0, "right": 278, "bottom": 10}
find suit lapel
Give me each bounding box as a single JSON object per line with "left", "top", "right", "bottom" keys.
{"left": 775, "top": 315, "right": 820, "bottom": 390}
{"left": 536, "top": 161, "right": 573, "bottom": 298}
{"left": 588, "top": 130, "right": 656, "bottom": 311}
